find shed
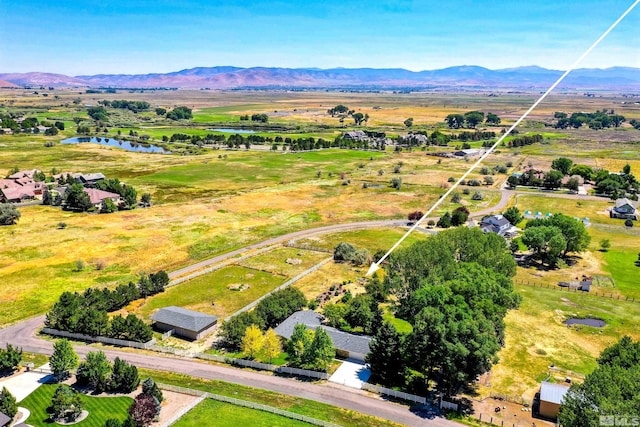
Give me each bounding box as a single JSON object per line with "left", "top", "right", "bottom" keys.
{"left": 151, "top": 306, "right": 218, "bottom": 340}
{"left": 274, "top": 310, "right": 371, "bottom": 362}
{"left": 538, "top": 381, "right": 570, "bottom": 419}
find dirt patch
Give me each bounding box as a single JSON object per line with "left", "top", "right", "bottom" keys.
{"left": 472, "top": 398, "right": 555, "bottom": 427}
{"left": 285, "top": 258, "right": 302, "bottom": 265}
{"left": 228, "top": 283, "right": 250, "bottom": 291}
{"left": 560, "top": 297, "right": 579, "bottom": 307}
{"left": 153, "top": 390, "right": 202, "bottom": 426}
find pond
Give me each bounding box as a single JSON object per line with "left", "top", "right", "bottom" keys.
{"left": 563, "top": 317, "right": 606, "bottom": 327}
{"left": 61, "top": 137, "right": 171, "bottom": 154}
{"left": 209, "top": 128, "right": 258, "bottom": 134}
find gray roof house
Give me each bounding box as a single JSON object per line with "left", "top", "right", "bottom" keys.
{"left": 0, "top": 412, "right": 10, "bottom": 427}
{"left": 151, "top": 306, "right": 218, "bottom": 340}
{"left": 610, "top": 198, "right": 639, "bottom": 220}
{"left": 274, "top": 310, "right": 371, "bottom": 363}
{"left": 77, "top": 172, "right": 106, "bottom": 185}
{"left": 343, "top": 130, "right": 369, "bottom": 142}
{"left": 479, "top": 214, "right": 518, "bottom": 237}
{"left": 538, "top": 381, "right": 570, "bottom": 419}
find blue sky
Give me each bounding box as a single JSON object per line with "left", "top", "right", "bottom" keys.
{"left": 1, "top": 0, "right": 638, "bottom": 75}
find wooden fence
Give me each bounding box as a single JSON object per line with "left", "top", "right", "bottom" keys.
{"left": 158, "top": 383, "right": 341, "bottom": 427}
{"left": 516, "top": 280, "right": 638, "bottom": 303}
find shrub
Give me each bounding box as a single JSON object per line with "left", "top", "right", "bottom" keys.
{"left": 625, "top": 219, "right": 634, "bottom": 227}
{"left": 471, "top": 191, "right": 484, "bottom": 200}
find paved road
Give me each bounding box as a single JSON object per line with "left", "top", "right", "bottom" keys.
{"left": 0, "top": 316, "right": 453, "bottom": 427}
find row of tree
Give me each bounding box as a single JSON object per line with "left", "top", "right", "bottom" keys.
{"left": 554, "top": 110, "right": 626, "bottom": 129}
{"left": 219, "top": 287, "right": 306, "bottom": 349}
{"left": 45, "top": 271, "right": 168, "bottom": 342}
{"left": 506, "top": 133, "right": 543, "bottom": 147}
{"left": 445, "top": 111, "right": 501, "bottom": 129}
{"left": 99, "top": 100, "right": 151, "bottom": 113}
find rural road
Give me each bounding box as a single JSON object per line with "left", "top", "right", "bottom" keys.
{"left": 0, "top": 316, "right": 454, "bottom": 427}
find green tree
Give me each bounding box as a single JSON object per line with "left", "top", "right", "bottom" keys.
{"left": 527, "top": 213, "right": 591, "bottom": 256}
{"left": 600, "top": 239, "right": 611, "bottom": 251}
{"left": 345, "top": 294, "right": 373, "bottom": 331}
{"left": 323, "top": 303, "right": 347, "bottom": 328}
{"left": 485, "top": 113, "right": 501, "bottom": 125}
{"left": 0, "top": 387, "right": 17, "bottom": 420}
{"left": 64, "top": 184, "right": 92, "bottom": 211}
{"left": 122, "top": 186, "right": 137, "bottom": 209}
{"left": 49, "top": 384, "right": 83, "bottom": 422}
{"left": 101, "top": 197, "right": 118, "bottom": 213}
{"left": 220, "top": 311, "right": 263, "bottom": 349}
{"left": 287, "top": 324, "right": 313, "bottom": 368}
{"left": 0, "top": 344, "right": 22, "bottom": 372}
{"left": 559, "top": 336, "right": 640, "bottom": 426}
{"left": 140, "top": 193, "right": 152, "bottom": 206}
{"left": 543, "top": 170, "right": 564, "bottom": 189}
{"left": 50, "top": 339, "right": 78, "bottom": 380}
{"left": 521, "top": 226, "right": 566, "bottom": 266}
{"left": 502, "top": 207, "right": 522, "bottom": 226}
{"left": 303, "top": 327, "right": 335, "bottom": 372}
{"left": 437, "top": 212, "right": 452, "bottom": 228}
{"left": 450, "top": 206, "right": 469, "bottom": 226}
{"left": 109, "top": 357, "right": 140, "bottom": 393}
{"left": 76, "top": 351, "right": 112, "bottom": 392}
{"left": 506, "top": 175, "right": 519, "bottom": 189}
{"left": 0, "top": 204, "right": 21, "bottom": 225}
{"left": 551, "top": 157, "right": 574, "bottom": 175}
{"left": 352, "top": 112, "right": 365, "bottom": 125}
{"left": 365, "top": 322, "right": 405, "bottom": 386}
{"left": 166, "top": 106, "right": 193, "bottom": 120}
{"left": 254, "top": 287, "right": 306, "bottom": 329}
{"left": 463, "top": 111, "right": 485, "bottom": 128}
{"left": 569, "top": 164, "right": 594, "bottom": 181}
{"left": 403, "top": 118, "right": 414, "bottom": 128}
{"left": 445, "top": 114, "right": 464, "bottom": 129}
{"left": 142, "top": 377, "right": 163, "bottom": 403}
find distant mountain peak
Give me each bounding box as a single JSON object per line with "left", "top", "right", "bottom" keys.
{"left": 1, "top": 65, "right": 638, "bottom": 90}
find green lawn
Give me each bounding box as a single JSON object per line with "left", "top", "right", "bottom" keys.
{"left": 134, "top": 265, "right": 286, "bottom": 320}
{"left": 20, "top": 384, "right": 133, "bottom": 427}
{"left": 174, "top": 399, "right": 313, "bottom": 427}
{"left": 142, "top": 370, "right": 402, "bottom": 427}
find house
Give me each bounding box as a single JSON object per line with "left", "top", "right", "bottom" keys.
{"left": 454, "top": 148, "right": 482, "bottom": 157}
{"left": 0, "top": 170, "right": 46, "bottom": 203}
{"left": 610, "top": 198, "right": 639, "bottom": 220}
{"left": 274, "top": 310, "right": 371, "bottom": 363}
{"left": 0, "top": 128, "right": 13, "bottom": 135}
{"left": 479, "top": 214, "right": 518, "bottom": 238}
{"left": 77, "top": 172, "right": 106, "bottom": 186}
{"left": 151, "top": 306, "right": 218, "bottom": 340}
{"left": 8, "top": 169, "right": 40, "bottom": 180}
{"left": 343, "top": 130, "right": 369, "bottom": 142}
{"left": 538, "top": 381, "right": 570, "bottom": 419}
{"left": 0, "top": 412, "right": 10, "bottom": 427}
{"left": 83, "top": 188, "right": 121, "bottom": 210}
{"left": 398, "top": 133, "right": 428, "bottom": 145}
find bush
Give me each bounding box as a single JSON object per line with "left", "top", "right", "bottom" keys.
{"left": 471, "top": 191, "right": 484, "bottom": 200}
{"left": 254, "top": 287, "right": 306, "bottom": 329}
{"left": 0, "top": 204, "right": 20, "bottom": 225}
{"left": 391, "top": 178, "right": 402, "bottom": 190}
{"left": 625, "top": 219, "right": 634, "bottom": 227}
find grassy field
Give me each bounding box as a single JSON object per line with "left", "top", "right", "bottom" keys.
{"left": 479, "top": 283, "right": 640, "bottom": 401}
{"left": 141, "top": 369, "right": 403, "bottom": 427}
{"left": 20, "top": 383, "right": 133, "bottom": 427}
{"left": 174, "top": 398, "right": 314, "bottom": 427}
{"left": 130, "top": 265, "right": 286, "bottom": 320}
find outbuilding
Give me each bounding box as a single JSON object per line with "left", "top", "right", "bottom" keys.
{"left": 538, "top": 381, "right": 570, "bottom": 419}
{"left": 151, "top": 306, "right": 218, "bottom": 340}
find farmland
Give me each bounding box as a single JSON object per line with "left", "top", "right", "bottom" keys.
{"left": 2, "top": 87, "right": 640, "bottom": 411}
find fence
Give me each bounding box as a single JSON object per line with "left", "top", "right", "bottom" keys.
{"left": 361, "top": 383, "right": 426, "bottom": 405}
{"left": 516, "top": 280, "right": 638, "bottom": 303}
{"left": 440, "top": 398, "right": 459, "bottom": 411}
{"left": 284, "top": 242, "right": 333, "bottom": 254}
{"left": 158, "top": 383, "right": 341, "bottom": 427}
{"left": 160, "top": 394, "right": 206, "bottom": 427}
{"left": 195, "top": 353, "right": 330, "bottom": 380}
{"left": 41, "top": 328, "right": 156, "bottom": 349}
{"left": 224, "top": 256, "right": 333, "bottom": 322}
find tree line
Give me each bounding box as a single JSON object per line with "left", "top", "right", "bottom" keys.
{"left": 554, "top": 110, "right": 627, "bottom": 130}
{"left": 445, "top": 111, "right": 501, "bottom": 129}
{"left": 506, "top": 134, "right": 543, "bottom": 147}
{"left": 45, "top": 271, "right": 168, "bottom": 342}
{"left": 99, "top": 100, "right": 151, "bottom": 113}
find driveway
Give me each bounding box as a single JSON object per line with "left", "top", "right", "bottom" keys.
{"left": 0, "top": 363, "right": 53, "bottom": 402}
{"left": 329, "top": 359, "right": 371, "bottom": 389}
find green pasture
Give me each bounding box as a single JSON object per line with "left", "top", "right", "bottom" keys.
{"left": 133, "top": 265, "right": 286, "bottom": 320}
{"left": 140, "top": 370, "right": 403, "bottom": 427}
{"left": 238, "top": 247, "right": 330, "bottom": 277}
{"left": 174, "top": 399, "right": 313, "bottom": 427}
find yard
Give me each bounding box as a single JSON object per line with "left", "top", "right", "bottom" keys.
{"left": 19, "top": 383, "right": 133, "bottom": 427}
{"left": 173, "top": 398, "right": 314, "bottom": 427}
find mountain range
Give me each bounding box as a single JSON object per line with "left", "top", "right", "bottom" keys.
{"left": 1, "top": 65, "right": 639, "bottom": 90}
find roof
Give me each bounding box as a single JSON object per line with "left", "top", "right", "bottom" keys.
{"left": 615, "top": 198, "right": 638, "bottom": 209}
{"left": 480, "top": 214, "right": 511, "bottom": 228}
{"left": 151, "top": 306, "right": 218, "bottom": 333}
{"left": 0, "top": 412, "right": 10, "bottom": 426}
{"left": 83, "top": 188, "right": 120, "bottom": 204}
{"left": 7, "top": 169, "right": 39, "bottom": 180}
{"left": 274, "top": 310, "right": 371, "bottom": 356}
{"left": 540, "top": 381, "right": 570, "bottom": 405}
{"left": 80, "top": 172, "right": 106, "bottom": 182}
